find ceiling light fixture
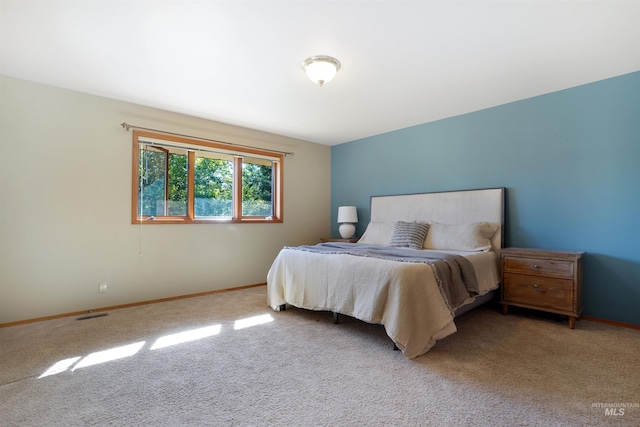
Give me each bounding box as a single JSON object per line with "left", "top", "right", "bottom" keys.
{"left": 301, "top": 55, "right": 341, "bottom": 87}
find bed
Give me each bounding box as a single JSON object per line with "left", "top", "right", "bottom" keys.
{"left": 267, "top": 187, "right": 505, "bottom": 358}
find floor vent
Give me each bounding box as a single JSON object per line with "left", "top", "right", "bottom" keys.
{"left": 76, "top": 313, "right": 108, "bottom": 321}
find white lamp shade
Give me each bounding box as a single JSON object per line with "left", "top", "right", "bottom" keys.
{"left": 302, "top": 56, "right": 341, "bottom": 86}
{"left": 305, "top": 61, "right": 337, "bottom": 85}
{"left": 337, "top": 206, "right": 358, "bottom": 224}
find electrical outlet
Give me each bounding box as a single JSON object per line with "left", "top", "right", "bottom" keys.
{"left": 99, "top": 282, "right": 108, "bottom": 293}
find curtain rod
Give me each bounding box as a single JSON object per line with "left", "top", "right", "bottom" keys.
{"left": 120, "top": 122, "right": 294, "bottom": 157}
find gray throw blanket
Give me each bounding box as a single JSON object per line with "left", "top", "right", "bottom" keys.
{"left": 287, "top": 242, "right": 479, "bottom": 311}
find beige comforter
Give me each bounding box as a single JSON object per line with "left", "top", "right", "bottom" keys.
{"left": 267, "top": 247, "right": 464, "bottom": 358}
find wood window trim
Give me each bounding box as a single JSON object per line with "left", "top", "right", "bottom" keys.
{"left": 233, "top": 156, "right": 243, "bottom": 220}
{"left": 131, "top": 130, "right": 283, "bottom": 224}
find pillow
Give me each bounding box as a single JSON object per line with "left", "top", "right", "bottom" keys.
{"left": 388, "top": 221, "right": 430, "bottom": 249}
{"left": 357, "top": 222, "right": 396, "bottom": 245}
{"left": 423, "top": 222, "right": 499, "bottom": 251}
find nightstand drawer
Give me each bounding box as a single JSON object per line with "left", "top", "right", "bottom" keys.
{"left": 504, "top": 256, "right": 574, "bottom": 278}
{"left": 503, "top": 273, "right": 574, "bottom": 312}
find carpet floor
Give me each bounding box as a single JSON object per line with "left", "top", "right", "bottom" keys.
{"left": 1, "top": 285, "right": 638, "bottom": 426}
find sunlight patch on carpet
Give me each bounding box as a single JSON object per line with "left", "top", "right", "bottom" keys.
{"left": 233, "top": 313, "right": 274, "bottom": 330}
{"left": 38, "top": 356, "right": 82, "bottom": 378}
{"left": 150, "top": 324, "right": 222, "bottom": 350}
{"left": 38, "top": 313, "right": 273, "bottom": 379}
{"left": 72, "top": 342, "right": 146, "bottom": 371}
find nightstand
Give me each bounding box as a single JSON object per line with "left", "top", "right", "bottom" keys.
{"left": 320, "top": 237, "right": 359, "bottom": 243}
{"left": 501, "top": 248, "right": 585, "bottom": 329}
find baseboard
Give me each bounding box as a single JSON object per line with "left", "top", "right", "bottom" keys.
{"left": 5, "top": 287, "right": 637, "bottom": 332}
{"left": 581, "top": 315, "right": 640, "bottom": 331}
{"left": 0, "top": 283, "right": 267, "bottom": 328}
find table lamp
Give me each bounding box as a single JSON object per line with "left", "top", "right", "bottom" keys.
{"left": 337, "top": 206, "right": 358, "bottom": 239}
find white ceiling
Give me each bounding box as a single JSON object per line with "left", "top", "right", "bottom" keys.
{"left": 2, "top": 1, "right": 639, "bottom": 146}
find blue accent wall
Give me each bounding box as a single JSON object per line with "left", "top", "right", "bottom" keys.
{"left": 331, "top": 71, "right": 640, "bottom": 325}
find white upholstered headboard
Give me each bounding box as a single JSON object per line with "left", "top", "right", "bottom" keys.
{"left": 369, "top": 188, "right": 505, "bottom": 252}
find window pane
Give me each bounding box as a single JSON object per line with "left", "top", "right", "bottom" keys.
{"left": 242, "top": 158, "right": 273, "bottom": 217}
{"left": 138, "top": 146, "right": 188, "bottom": 217}
{"left": 194, "top": 155, "right": 233, "bottom": 217}
{"left": 167, "top": 152, "right": 188, "bottom": 216}
{"left": 138, "top": 146, "right": 166, "bottom": 216}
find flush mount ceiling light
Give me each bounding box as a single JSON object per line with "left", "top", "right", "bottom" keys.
{"left": 301, "top": 55, "right": 341, "bottom": 86}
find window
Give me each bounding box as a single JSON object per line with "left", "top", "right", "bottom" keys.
{"left": 132, "top": 130, "right": 283, "bottom": 224}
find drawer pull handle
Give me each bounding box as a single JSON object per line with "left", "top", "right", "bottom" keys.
{"left": 533, "top": 284, "right": 544, "bottom": 292}
{"left": 533, "top": 264, "right": 541, "bottom": 269}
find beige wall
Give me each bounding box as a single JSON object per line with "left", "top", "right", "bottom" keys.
{"left": 0, "top": 75, "right": 331, "bottom": 324}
